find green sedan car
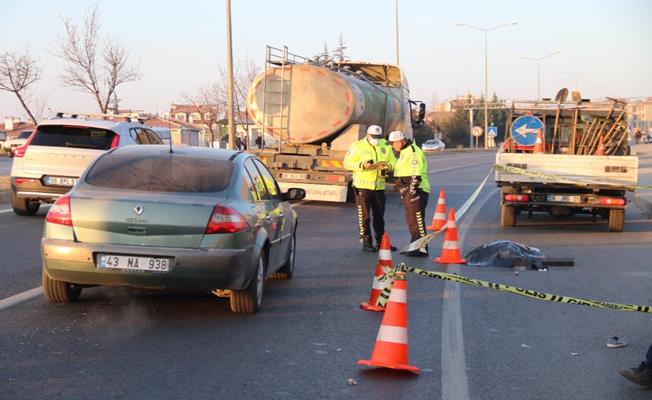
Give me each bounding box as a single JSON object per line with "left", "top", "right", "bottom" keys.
{"left": 41, "top": 145, "right": 305, "bottom": 313}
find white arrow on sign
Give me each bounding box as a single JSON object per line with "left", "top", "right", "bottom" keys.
{"left": 514, "top": 124, "right": 539, "bottom": 137}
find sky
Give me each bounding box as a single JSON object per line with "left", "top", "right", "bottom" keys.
{"left": 1, "top": 0, "right": 651, "bottom": 121}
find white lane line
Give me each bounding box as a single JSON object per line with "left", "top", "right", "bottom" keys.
{"left": 441, "top": 186, "right": 497, "bottom": 400}
{"left": 428, "top": 161, "right": 491, "bottom": 175}
{"left": 0, "top": 208, "right": 14, "bottom": 214}
{"left": 0, "top": 286, "right": 43, "bottom": 311}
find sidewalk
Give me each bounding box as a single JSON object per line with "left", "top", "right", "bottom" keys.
{"left": 633, "top": 143, "right": 652, "bottom": 216}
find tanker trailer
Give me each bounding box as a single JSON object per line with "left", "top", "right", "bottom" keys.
{"left": 246, "top": 46, "right": 424, "bottom": 202}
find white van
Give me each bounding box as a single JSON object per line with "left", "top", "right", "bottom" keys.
{"left": 10, "top": 115, "right": 162, "bottom": 215}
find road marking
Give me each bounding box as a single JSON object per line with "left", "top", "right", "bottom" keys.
{"left": 440, "top": 186, "right": 497, "bottom": 400}
{"left": 0, "top": 208, "right": 14, "bottom": 214}
{"left": 0, "top": 286, "right": 42, "bottom": 311}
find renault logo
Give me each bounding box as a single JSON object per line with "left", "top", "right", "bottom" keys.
{"left": 134, "top": 205, "right": 144, "bottom": 215}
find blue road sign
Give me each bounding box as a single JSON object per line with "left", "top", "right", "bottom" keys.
{"left": 511, "top": 116, "right": 544, "bottom": 146}
{"left": 488, "top": 125, "right": 498, "bottom": 137}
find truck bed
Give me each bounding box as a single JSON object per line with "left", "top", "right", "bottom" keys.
{"left": 495, "top": 152, "right": 639, "bottom": 189}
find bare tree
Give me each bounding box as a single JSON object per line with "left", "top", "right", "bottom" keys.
{"left": 219, "top": 57, "right": 260, "bottom": 133}
{"left": 182, "top": 83, "right": 223, "bottom": 145}
{"left": 57, "top": 3, "right": 140, "bottom": 113}
{"left": 0, "top": 51, "right": 42, "bottom": 124}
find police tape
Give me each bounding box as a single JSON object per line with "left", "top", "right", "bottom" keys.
{"left": 378, "top": 263, "right": 652, "bottom": 315}
{"left": 494, "top": 163, "right": 652, "bottom": 191}
{"left": 400, "top": 168, "right": 494, "bottom": 253}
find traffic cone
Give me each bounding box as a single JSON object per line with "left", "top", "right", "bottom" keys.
{"left": 434, "top": 208, "right": 467, "bottom": 264}
{"left": 595, "top": 134, "right": 605, "bottom": 156}
{"left": 427, "top": 189, "right": 447, "bottom": 231}
{"left": 357, "top": 270, "right": 419, "bottom": 374}
{"left": 533, "top": 129, "right": 544, "bottom": 154}
{"left": 361, "top": 233, "right": 394, "bottom": 312}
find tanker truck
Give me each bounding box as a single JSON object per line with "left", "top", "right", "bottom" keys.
{"left": 246, "top": 45, "right": 425, "bottom": 202}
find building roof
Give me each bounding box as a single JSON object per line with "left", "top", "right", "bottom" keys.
{"left": 170, "top": 104, "right": 217, "bottom": 114}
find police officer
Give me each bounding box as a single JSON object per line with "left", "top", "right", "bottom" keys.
{"left": 344, "top": 125, "right": 395, "bottom": 252}
{"left": 388, "top": 130, "right": 430, "bottom": 257}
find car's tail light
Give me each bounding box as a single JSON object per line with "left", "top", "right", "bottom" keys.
{"left": 46, "top": 195, "right": 73, "bottom": 226}
{"left": 13, "top": 131, "right": 35, "bottom": 158}
{"left": 598, "top": 197, "right": 625, "bottom": 206}
{"left": 504, "top": 194, "right": 529, "bottom": 202}
{"left": 205, "top": 205, "right": 248, "bottom": 234}
{"left": 110, "top": 134, "right": 120, "bottom": 149}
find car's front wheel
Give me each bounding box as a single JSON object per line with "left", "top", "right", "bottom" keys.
{"left": 230, "top": 253, "right": 265, "bottom": 314}
{"left": 42, "top": 269, "right": 82, "bottom": 303}
{"left": 11, "top": 191, "right": 40, "bottom": 216}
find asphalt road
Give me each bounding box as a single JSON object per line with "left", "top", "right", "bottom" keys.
{"left": 1, "top": 149, "right": 651, "bottom": 399}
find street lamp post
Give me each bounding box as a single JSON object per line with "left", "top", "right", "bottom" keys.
{"left": 560, "top": 72, "right": 590, "bottom": 92}
{"left": 520, "top": 51, "right": 560, "bottom": 100}
{"left": 226, "top": 0, "right": 235, "bottom": 150}
{"left": 457, "top": 21, "right": 517, "bottom": 148}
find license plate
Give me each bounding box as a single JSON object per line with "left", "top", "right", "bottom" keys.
{"left": 97, "top": 254, "right": 172, "bottom": 272}
{"left": 44, "top": 176, "right": 79, "bottom": 187}
{"left": 282, "top": 173, "right": 308, "bottom": 180}
{"left": 547, "top": 195, "right": 581, "bottom": 203}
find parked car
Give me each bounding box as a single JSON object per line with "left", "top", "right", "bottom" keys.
{"left": 10, "top": 115, "right": 163, "bottom": 216}
{"left": 0, "top": 131, "right": 6, "bottom": 154}
{"left": 645, "top": 133, "right": 652, "bottom": 144}
{"left": 3, "top": 130, "right": 33, "bottom": 157}
{"left": 421, "top": 139, "right": 445, "bottom": 152}
{"left": 41, "top": 145, "right": 305, "bottom": 313}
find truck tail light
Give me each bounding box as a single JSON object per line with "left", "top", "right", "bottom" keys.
{"left": 46, "top": 195, "right": 73, "bottom": 226}
{"left": 205, "top": 205, "right": 249, "bottom": 234}
{"left": 13, "top": 131, "right": 35, "bottom": 158}
{"left": 504, "top": 194, "right": 529, "bottom": 202}
{"left": 598, "top": 197, "right": 625, "bottom": 206}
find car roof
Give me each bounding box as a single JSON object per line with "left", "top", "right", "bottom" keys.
{"left": 110, "top": 144, "right": 241, "bottom": 161}
{"left": 38, "top": 118, "right": 143, "bottom": 131}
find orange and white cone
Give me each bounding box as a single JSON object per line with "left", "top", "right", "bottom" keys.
{"left": 427, "top": 189, "right": 447, "bottom": 231}
{"left": 357, "top": 270, "right": 419, "bottom": 374}
{"left": 361, "top": 233, "right": 394, "bottom": 312}
{"left": 434, "top": 208, "right": 467, "bottom": 264}
{"left": 533, "top": 128, "right": 544, "bottom": 154}
{"left": 595, "top": 134, "right": 605, "bottom": 156}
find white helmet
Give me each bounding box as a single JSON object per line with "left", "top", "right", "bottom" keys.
{"left": 388, "top": 130, "right": 406, "bottom": 142}
{"left": 366, "top": 125, "right": 383, "bottom": 136}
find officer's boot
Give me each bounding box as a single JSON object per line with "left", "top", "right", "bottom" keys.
{"left": 362, "top": 236, "right": 378, "bottom": 252}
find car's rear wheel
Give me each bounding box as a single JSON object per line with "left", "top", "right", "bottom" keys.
{"left": 230, "top": 253, "right": 265, "bottom": 314}
{"left": 273, "top": 232, "right": 295, "bottom": 280}
{"left": 42, "top": 269, "right": 82, "bottom": 303}
{"left": 11, "top": 191, "right": 40, "bottom": 216}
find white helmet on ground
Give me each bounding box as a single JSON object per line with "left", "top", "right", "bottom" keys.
{"left": 366, "top": 125, "right": 383, "bottom": 136}
{"left": 388, "top": 130, "right": 406, "bottom": 142}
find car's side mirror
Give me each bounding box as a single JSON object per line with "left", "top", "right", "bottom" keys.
{"left": 282, "top": 188, "right": 306, "bottom": 202}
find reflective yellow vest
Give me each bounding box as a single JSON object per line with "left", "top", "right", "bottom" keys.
{"left": 393, "top": 142, "right": 430, "bottom": 193}
{"left": 344, "top": 138, "right": 394, "bottom": 190}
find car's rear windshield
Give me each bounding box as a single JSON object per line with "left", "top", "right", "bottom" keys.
{"left": 30, "top": 125, "right": 115, "bottom": 150}
{"left": 85, "top": 153, "right": 233, "bottom": 193}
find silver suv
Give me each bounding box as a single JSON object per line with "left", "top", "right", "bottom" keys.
{"left": 10, "top": 114, "right": 163, "bottom": 215}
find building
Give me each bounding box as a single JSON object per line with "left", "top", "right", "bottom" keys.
{"left": 626, "top": 97, "right": 652, "bottom": 133}
{"left": 0, "top": 116, "right": 36, "bottom": 139}
{"left": 144, "top": 117, "right": 208, "bottom": 147}
{"left": 169, "top": 104, "right": 217, "bottom": 126}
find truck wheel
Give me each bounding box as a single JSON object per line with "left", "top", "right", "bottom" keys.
{"left": 230, "top": 254, "right": 265, "bottom": 314}
{"left": 608, "top": 209, "right": 624, "bottom": 232}
{"left": 11, "top": 191, "right": 40, "bottom": 216}
{"left": 42, "top": 269, "right": 82, "bottom": 303}
{"left": 501, "top": 204, "right": 516, "bottom": 227}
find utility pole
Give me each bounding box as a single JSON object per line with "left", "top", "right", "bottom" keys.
{"left": 395, "top": 0, "right": 400, "bottom": 65}
{"left": 226, "top": 0, "right": 235, "bottom": 150}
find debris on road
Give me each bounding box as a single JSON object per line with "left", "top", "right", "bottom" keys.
{"left": 465, "top": 240, "right": 545, "bottom": 268}
{"left": 347, "top": 378, "right": 358, "bottom": 386}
